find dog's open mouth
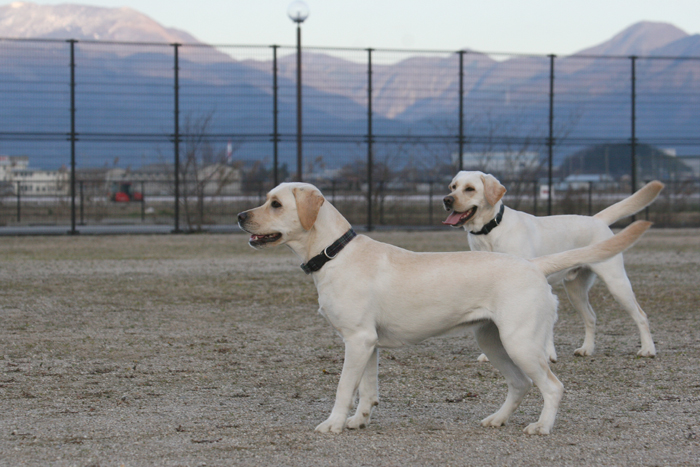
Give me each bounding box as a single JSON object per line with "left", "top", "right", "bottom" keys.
{"left": 249, "top": 232, "right": 282, "bottom": 248}
{"left": 442, "top": 207, "right": 477, "bottom": 227}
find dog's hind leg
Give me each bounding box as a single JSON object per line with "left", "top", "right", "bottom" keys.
{"left": 563, "top": 268, "right": 598, "bottom": 356}
{"left": 475, "top": 321, "right": 533, "bottom": 428}
{"left": 315, "top": 332, "right": 378, "bottom": 434}
{"left": 346, "top": 348, "right": 379, "bottom": 429}
{"left": 491, "top": 297, "right": 564, "bottom": 435}
{"left": 497, "top": 326, "right": 564, "bottom": 434}
{"left": 593, "top": 258, "right": 656, "bottom": 357}
{"left": 514, "top": 354, "right": 563, "bottom": 435}
{"left": 478, "top": 328, "right": 556, "bottom": 366}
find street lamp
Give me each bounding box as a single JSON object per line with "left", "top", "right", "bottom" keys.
{"left": 287, "top": 1, "right": 309, "bottom": 182}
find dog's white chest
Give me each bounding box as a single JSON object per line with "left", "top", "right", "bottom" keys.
{"left": 317, "top": 305, "right": 341, "bottom": 333}
{"left": 468, "top": 233, "right": 495, "bottom": 253}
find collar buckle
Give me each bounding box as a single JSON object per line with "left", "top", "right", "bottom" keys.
{"left": 470, "top": 203, "right": 505, "bottom": 236}
{"left": 300, "top": 229, "right": 356, "bottom": 274}
{"left": 323, "top": 246, "right": 338, "bottom": 260}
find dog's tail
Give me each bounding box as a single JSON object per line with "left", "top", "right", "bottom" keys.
{"left": 532, "top": 220, "right": 651, "bottom": 277}
{"left": 593, "top": 181, "right": 664, "bottom": 225}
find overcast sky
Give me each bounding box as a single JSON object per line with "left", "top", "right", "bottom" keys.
{"left": 23, "top": 0, "right": 700, "bottom": 55}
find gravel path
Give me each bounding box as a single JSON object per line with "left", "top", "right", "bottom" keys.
{"left": 0, "top": 230, "right": 698, "bottom": 466}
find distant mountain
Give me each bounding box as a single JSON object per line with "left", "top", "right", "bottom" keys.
{"left": 0, "top": 1, "right": 199, "bottom": 43}
{"left": 1, "top": 4, "right": 699, "bottom": 171}
{"left": 244, "top": 51, "right": 498, "bottom": 124}
{"left": 573, "top": 21, "right": 688, "bottom": 56}
{"left": 0, "top": 2, "right": 234, "bottom": 62}
{"left": 248, "top": 21, "right": 698, "bottom": 123}
{"left": 650, "top": 33, "right": 700, "bottom": 57}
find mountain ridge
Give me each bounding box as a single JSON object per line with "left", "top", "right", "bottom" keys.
{"left": 0, "top": 4, "right": 698, "bottom": 170}
{"left": 573, "top": 21, "right": 688, "bottom": 57}
{"left": 0, "top": 1, "right": 200, "bottom": 43}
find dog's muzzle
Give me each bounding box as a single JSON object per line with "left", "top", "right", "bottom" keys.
{"left": 237, "top": 211, "right": 249, "bottom": 228}
{"left": 443, "top": 195, "right": 455, "bottom": 210}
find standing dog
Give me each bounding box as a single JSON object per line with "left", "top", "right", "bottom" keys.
{"left": 443, "top": 171, "right": 662, "bottom": 358}
{"left": 238, "top": 182, "right": 650, "bottom": 435}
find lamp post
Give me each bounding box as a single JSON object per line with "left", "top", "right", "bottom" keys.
{"left": 287, "top": 1, "right": 309, "bottom": 182}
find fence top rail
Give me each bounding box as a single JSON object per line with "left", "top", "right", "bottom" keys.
{"left": 2, "top": 36, "right": 700, "bottom": 61}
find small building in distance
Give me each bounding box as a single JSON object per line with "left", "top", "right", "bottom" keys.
{"left": 0, "top": 155, "right": 69, "bottom": 196}
{"left": 560, "top": 143, "right": 693, "bottom": 181}
{"left": 105, "top": 164, "right": 242, "bottom": 196}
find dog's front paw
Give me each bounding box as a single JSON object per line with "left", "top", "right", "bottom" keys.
{"left": 315, "top": 415, "right": 346, "bottom": 434}
{"left": 637, "top": 347, "right": 656, "bottom": 358}
{"left": 476, "top": 353, "right": 490, "bottom": 363}
{"left": 480, "top": 413, "right": 507, "bottom": 428}
{"left": 574, "top": 345, "right": 593, "bottom": 357}
{"left": 346, "top": 413, "right": 370, "bottom": 430}
{"left": 524, "top": 422, "right": 551, "bottom": 435}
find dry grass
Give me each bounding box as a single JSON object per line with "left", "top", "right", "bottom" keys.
{"left": 0, "top": 229, "right": 699, "bottom": 466}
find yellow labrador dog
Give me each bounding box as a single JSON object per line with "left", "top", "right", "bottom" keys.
{"left": 443, "top": 171, "right": 663, "bottom": 358}
{"left": 238, "top": 182, "right": 650, "bottom": 435}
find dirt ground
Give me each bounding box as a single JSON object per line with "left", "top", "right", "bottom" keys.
{"left": 1, "top": 228, "right": 699, "bottom": 466}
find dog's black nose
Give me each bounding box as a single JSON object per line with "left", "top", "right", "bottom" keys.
{"left": 237, "top": 211, "right": 248, "bottom": 224}
{"left": 443, "top": 195, "right": 454, "bottom": 209}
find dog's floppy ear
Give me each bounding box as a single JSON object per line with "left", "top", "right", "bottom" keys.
{"left": 293, "top": 186, "right": 325, "bottom": 231}
{"left": 481, "top": 174, "right": 507, "bottom": 207}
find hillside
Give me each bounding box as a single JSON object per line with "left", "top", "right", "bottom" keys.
{"left": 0, "top": 1, "right": 199, "bottom": 43}
{"left": 0, "top": 4, "right": 699, "bottom": 171}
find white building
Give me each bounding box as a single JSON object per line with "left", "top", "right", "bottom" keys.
{"left": 0, "top": 156, "right": 69, "bottom": 196}
{"left": 678, "top": 156, "right": 700, "bottom": 177}
{"left": 561, "top": 173, "right": 615, "bottom": 190}
{"left": 106, "top": 164, "right": 242, "bottom": 196}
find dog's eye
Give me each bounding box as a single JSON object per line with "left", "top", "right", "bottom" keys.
{"left": 451, "top": 185, "right": 456, "bottom": 190}
{"left": 271, "top": 200, "right": 282, "bottom": 208}
{"left": 465, "top": 187, "right": 475, "bottom": 192}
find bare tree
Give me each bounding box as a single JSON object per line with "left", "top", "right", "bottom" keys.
{"left": 179, "top": 111, "right": 242, "bottom": 231}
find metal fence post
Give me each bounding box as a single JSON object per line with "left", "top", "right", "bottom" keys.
{"left": 533, "top": 180, "right": 538, "bottom": 216}
{"left": 198, "top": 185, "right": 204, "bottom": 229}
{"left": 295, "top": 25, "right": 303, "bottom": 182}
{"left": 140, "top": 181, "right": 145, "bottom": 223}
{"left": 16, "top": 182, "right": 20, "bottom": 223}
{"left": 173, "top": 43, "right": 181, "bottom": 233}
{"left": 547, "top": 54, "right": 555, "bottom": 216}
{"left": 367, "top": 48, "right": 374, "bottom": 231}
{"left": 68, "top": 39, "right": 78, "bottom": 234}
{"left": 272, "top": 45, "right": 279, "bottom": 186}
{"left": 458, "top": 50, "right": 465, "bottom": 171}
{"left": 79, "top": 180, "right": 84, "bottom": 225}
{"left": 630, "top": 55, "right": 637, "bottom": 197}
{"left": 378, "top": 181, "right": 385, "bottom": 225}
{"left": 428, "top": 181, "right": 434, "bottom": 225}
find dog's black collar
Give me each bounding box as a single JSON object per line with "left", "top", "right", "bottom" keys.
{"left": 300, "top": 229, "right": 357, "bottom": 274}
{"left": 470, "top": 204, "right": 505, "bottom": 236}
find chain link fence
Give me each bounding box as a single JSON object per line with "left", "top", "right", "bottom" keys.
{"left": 1, "top": 38, "right": 699, "bottom": 231}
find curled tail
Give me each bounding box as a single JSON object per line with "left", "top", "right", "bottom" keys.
{"left": 533, "top": 220, "right": 651, "bottom": 277}
{"left": 593, "top": 181, "right": 664, "bottom": 225}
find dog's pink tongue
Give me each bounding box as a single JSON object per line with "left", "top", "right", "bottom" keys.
{"left": 442, "top": 211, "right": 463, "bottom": 226}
